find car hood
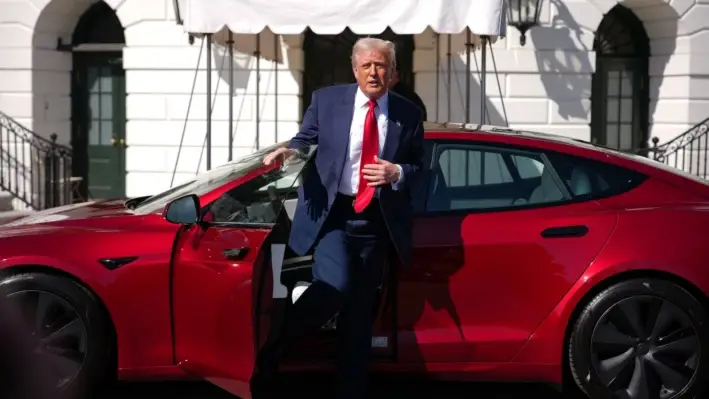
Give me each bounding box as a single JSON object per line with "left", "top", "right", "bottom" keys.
{"left": 0, "top": 199, "right": 134, "bottom": 227}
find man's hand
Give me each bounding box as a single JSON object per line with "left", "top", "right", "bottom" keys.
{"left": 362, "top": 156, "right": 400, "bottom": 186}
{"left": 263, "top": 147, "right": 297, "bottom": 166}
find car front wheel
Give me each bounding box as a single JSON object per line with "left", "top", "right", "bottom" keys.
{"left": 0, "top": 272, "right": 113, "bottom": 397}
{"left": 569, "top": 278, "right": 709, "bottom": 399}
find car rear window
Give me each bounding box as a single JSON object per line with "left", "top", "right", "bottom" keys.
{"left": 545, "top": 151, "right": 647, "bottom": 200}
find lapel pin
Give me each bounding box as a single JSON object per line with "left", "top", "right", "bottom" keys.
{"left": 395, "top": 121, "right": 401, "bottom": 127}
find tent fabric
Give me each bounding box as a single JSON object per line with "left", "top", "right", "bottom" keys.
{"left": 182, "top": 0, "right": 507, "bottom": 38}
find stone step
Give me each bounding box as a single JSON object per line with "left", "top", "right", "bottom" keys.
{"left": 0, "top": 191, "right": 14, "bottom": 212}
{"left": 0, "top": 209, "right": 33, "bottom": 224}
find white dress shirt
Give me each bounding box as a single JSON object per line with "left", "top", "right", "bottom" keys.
{"left": 338, "top": 88, "right": 404, "bottom": 196}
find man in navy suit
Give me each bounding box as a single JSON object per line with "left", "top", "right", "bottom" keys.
{"left": 252, "top": 37, "right": 425, "bottom": 398}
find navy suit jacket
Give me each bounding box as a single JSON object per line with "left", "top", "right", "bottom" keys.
{"left": 286, "top": 83, "right": 425, "bottom": 266}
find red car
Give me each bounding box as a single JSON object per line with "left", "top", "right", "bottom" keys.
{"left": 1, "top": 123, "right": 707, "bottom": 399}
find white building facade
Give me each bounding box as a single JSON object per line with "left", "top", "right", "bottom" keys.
{"left": 0, "top": 0, "right": 706, "bottom": 205}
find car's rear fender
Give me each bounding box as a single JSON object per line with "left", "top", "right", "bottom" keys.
{"left": 510, "top": 207, "right": 709, "bottom": 383}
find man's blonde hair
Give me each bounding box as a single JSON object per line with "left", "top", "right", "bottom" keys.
{"left": 351, "top": 37, "right": 397, "bottom": 70}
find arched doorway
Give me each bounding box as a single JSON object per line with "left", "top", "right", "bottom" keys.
{"left": 71, "top": 1, "right": 126, "bottom": 200}
{"left": 591, "top": 5, "right": 650, "bottom": 152}
{"left": 302, "top": 28, "right": 415, "bottom": 112}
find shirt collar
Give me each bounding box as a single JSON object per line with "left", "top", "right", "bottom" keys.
{"left": 355, "top": 87, "right": 389, "bottom": 111}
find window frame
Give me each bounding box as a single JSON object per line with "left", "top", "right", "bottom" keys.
{"left": 423, "top": 139, "right": 646, "bottom": 216}
{"left": 410, "top": 140, "right": 436, "bottom": 215}
{"left": 544, "top": 150, "right": 647, "bottom": 203}
{"left": 202, "top": 171, "right": 301, "bottom": 230}
{"left": 197, "top": 153, "right": 316, "bottom": 230}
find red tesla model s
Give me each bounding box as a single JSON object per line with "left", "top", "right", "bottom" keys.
{"left": 0, "top": 123, "right": 708, "bottom": 399}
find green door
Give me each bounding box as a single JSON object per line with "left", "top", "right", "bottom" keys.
{"left": 73, "top": 52, "right": 126, "bottom": 199}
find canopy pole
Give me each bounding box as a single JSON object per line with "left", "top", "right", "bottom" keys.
{"left": 196, "top": 44, "right": 227, "bottom": 175}
{"left": 480, "top": 35, "right": 489, "bottom": 125}
{"left": 255, "top": 35, "right": 261, "bottom": 151}
{"left": 227, "top": 31, "right": 234, "bottom": 162}
{"left": 169, "top": 38, "right": 204, "bottom": 187}
{"left": 273, "top": 34, "right": 279, "bottom": 144}
{"left": 446, "top": 35, "right": 452, "bottom": 123}
{"left": 464, "top": 28, "right": 472, "bottom": 125}
{"left": 206, "top": 34, "right": 213, "bottom": 170}
{"left": 488, "top": 39, "right": 508, "bottom": 126}
{"left": 435, "top": 33, "right": 440, "bottom": 122}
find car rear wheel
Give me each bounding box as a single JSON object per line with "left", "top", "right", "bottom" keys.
{"left": 569, "top": 278, "right": 709, "bottom": 399}
{"left": 0, "top": 272, "right": 113, "bottom": 397}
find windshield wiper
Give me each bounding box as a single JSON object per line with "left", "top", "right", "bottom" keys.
{"left": 124, "top": 195, "right": 152, "bottom": 210}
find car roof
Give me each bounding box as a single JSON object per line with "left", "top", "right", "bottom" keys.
{"left": 422, "top": 121, "right": 646, "bottom": 162}
{"left": 423, "top": 122, "right": 600, "bottom": 150}
{"left": 422, "top": 122, "right": 709, "bottom": 195}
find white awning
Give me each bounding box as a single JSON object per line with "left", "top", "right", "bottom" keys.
{"left": 182, "top": 0, "right": 507, "bottom": 39}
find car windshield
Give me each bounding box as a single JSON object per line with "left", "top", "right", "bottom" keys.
{"left": 132, "top": 142, "right": 288, "bottom": 214}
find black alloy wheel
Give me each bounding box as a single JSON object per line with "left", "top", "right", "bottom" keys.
{"left": 0, "top": 272, "right": 113, "bottom": 397}
{"left": 591, "top": 296, "right": 699, "bottom": 397}
{"left": 6, "top": 290, "right": 88, "bottom": 389}
{"left": 569, "top": 278, "right": 709, "bottom": 399}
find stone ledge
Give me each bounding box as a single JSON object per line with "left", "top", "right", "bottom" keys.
{"left": 0, "top": 191, "right": 14, "bottom": 212}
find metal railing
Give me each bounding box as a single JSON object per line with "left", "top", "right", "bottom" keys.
{"left": 0, "top": 111, "right": 77, "bottom": 210}
{"left": 643, "top": 117, "right": 709, "bottom": 179}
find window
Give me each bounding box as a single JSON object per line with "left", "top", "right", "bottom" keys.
{"left": 133, "top": 142, "right": 286, "bottom": 215}
{"left": 591, "top": 5, "right": 649, "bottom": 151}
{"left": 545, "top": 152, "right": 646, "bottom": 200}
{"left": 427, "top": 145, "right": 564, "bottom": 212}
{"left": 204, "top": 150, "right": 315, "bottom": 225}
{"left": 426, "top": 143, "right": 647, "bottom": 213}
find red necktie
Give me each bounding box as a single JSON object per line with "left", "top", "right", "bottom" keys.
{"left": 353, "top": 100, "right": 379, "bottom": 213}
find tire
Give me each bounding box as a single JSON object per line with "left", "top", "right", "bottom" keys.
{"left": 568, "top": 278, "right": 709, "bottom": 399}
{"left": 0, "top": 272, "right": 113, "bottom": 398}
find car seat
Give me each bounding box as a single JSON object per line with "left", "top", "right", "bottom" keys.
{"left": 528, "top": 168, "right": 564, "bottom": 204}
{"left": 569, "top": 168, "right": 592, "bottom": 196}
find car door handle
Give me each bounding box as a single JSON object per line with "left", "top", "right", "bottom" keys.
{"left": 541, "top": 225, "right": 589, "bottom": 239}
{"left": 223, "top": 247, "right": 249, "bottom": 260}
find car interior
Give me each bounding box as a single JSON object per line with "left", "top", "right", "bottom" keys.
{"left": 426, "top": 149, "right": 598, "bottom": 212}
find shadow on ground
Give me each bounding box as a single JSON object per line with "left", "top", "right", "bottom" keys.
{"left": 97, "top": 374, "right": 566, "bottom": 399}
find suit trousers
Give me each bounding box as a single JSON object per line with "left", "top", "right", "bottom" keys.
{"left": 253, "top": 193, "right": 389, "bottom": 399}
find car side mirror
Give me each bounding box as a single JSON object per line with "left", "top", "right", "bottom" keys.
{"left": 163, "top": 194, "right": 201, "bottom": 225}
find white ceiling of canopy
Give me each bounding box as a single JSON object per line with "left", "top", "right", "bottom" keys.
{"left": 180, "top": 0, "right": 507, "bottom": 38}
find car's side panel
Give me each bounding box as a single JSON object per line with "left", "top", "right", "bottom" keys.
{"left": 513, "top": 199, "right": 709, "bottom": 376}
{"left": 0, "top": 216, "right": 178, "bottom": 373}
{"left": 171, "top": 224, "right": 271, "bottom": 398}
{"left": 398, "top": 201, "right": 617, "bottom": 365}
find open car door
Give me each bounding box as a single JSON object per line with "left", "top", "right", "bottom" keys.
{"left": 167, "top": 146, "right": 316, "bottom": 399}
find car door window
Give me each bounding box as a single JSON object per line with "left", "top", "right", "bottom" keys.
{"left": 205, "top": 147, "right": 316, "bottom": 225}
{"left": 426, "top": 142, "right": 649, "bottom": 213}
{"left": 427, "top": 144, "right": 566, "bottom": 212}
